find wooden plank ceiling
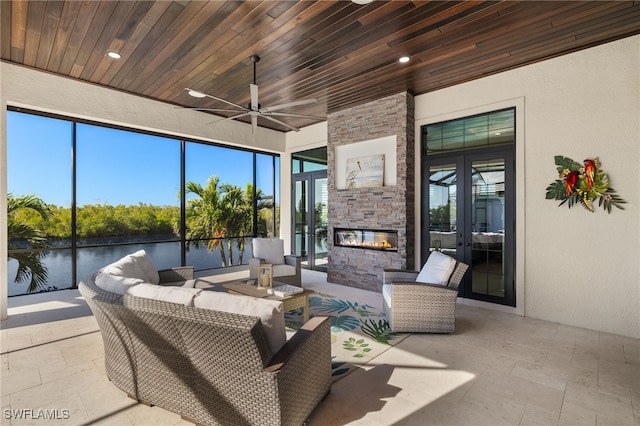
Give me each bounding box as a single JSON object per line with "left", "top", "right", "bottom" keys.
{"left": 2, "top": 1, "right": 639, "bottom": 132}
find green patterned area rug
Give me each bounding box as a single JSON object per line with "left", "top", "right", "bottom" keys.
{"left": 285, "top": 292, "right": 410, "bottom": 382}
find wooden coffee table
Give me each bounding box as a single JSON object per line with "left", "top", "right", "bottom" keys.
{"left": 222, "top": 281, "right": 314, "bottom": 323}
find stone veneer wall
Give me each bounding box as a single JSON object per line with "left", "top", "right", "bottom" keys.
{"left": 327, "top": 92, "right": 415, "bottom": 292}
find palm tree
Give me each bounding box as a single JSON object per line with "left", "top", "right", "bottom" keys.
{"left": 219, "top": 183, "right": 248, "bottom": 266}
{"left": 183, "top": 177, "right": 228, "bottom": 266}
{"left": 182, "top": 177, "right": 273, "bottom": 267}
{"left": 7, "top": 193, "right": 52, "bottom": 293}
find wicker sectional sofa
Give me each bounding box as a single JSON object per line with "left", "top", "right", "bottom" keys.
{"left": 79, "top": 251, "right": 331, "bottom": 426}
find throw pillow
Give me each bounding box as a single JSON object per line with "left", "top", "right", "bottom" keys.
{"left": 100, "top": 256, "right": 148, "bottom": 282}
{"left": 415, "top": 251, "right": 457, "bottom": 285}
{"left": 128, "top": 249, "right": 160, "bottom": 284}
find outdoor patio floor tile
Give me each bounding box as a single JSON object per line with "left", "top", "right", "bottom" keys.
{"left": 2, "top": 269, "right": 638, "bottom": 426}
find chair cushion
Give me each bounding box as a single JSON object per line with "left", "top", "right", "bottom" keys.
{"left": 252, "top": 238, "right": 285, "bottom": 265}
{"left": 415, "top": 251, "right": 457, "bottom": 285}
{"left": 95, "top": 273, "right": 144, "bottom": 295}
{"left": 272, "top": 264, "right": 296, "bottom": 277}
{"left": 127, "top": 283, "right": 202, "bottom": 306}
{"left": 382, "top": 284, "right": 392, "bottom": 306}
{"left": 128, "top": 249, "right": 160, "bottom": 284}
{"left": 193, "top": 291, "right": 286, "bottom": 354}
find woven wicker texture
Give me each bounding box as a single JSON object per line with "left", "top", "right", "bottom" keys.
{"left": 157, "top": 266, "right": 194, "bottom": 283}
{"left": 383, "top": 259, "right": 469, "bottom": 333}
{"left": 79, "top": 274, "right": 331, "bottom": 426}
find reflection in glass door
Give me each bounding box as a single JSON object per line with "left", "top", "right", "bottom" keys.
{"left": 425, "top": 150, "right": 514, "bottom": 306}
{"left": 293, "top": 172, "right": 328, "bottom": 271}
{"left": 468, "top": 156, "right": 511, "bottom": 302}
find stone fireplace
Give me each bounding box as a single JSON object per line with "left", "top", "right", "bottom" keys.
{"left": 327, "top": 92, "right": 415, "bottom": 292}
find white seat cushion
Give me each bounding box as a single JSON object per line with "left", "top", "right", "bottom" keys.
{"left": 193, "top": 291, "right": 286, "bottom": 353}
{"left": 252, "top": 238, "right": 285, "bottom": 265}
{"left": 95, "top": 273, "right": 144, "bottom": 295}
{"left": 128, "top": 249, "right": 160, "bottom": 284}
{"left": 272, "top": 264, "right": 296, "bottom": 277}
{"left": 415, "top": 251, "right": 457, "bottom": 285}
{"left": 127, "top": 283, "right": 202, "bottom": 306}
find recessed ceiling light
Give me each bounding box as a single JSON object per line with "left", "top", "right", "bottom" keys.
{"left": 494, "top": 132, "right": 502, "bottom": 135}
{"left": 351, "top": 0, "right": 373, "bottom": 4}
{"left": 107, "top": 51, "right": 121, "bottom": 59}
{"left": 187, "top": 89, "right": 206, "bottom": 98}
{"left": 399, "top": 56, "right": 410, "bottom": 63}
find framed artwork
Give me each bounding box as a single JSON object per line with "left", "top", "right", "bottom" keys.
{"left": 345, "top": 154, "right": 384, "bottom": 189}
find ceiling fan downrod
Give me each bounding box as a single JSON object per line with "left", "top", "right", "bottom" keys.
{"left": 250, "top": 55, "right": 260, "bottom": 85}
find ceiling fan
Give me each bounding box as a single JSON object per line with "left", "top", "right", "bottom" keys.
{"left": 185, "top": 55, "right": 324, "bottom": 132}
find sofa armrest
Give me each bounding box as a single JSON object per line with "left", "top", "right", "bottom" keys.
{"left": 158, "top": 266, "right": 194, "bottom": 283}
{"left": 265, "top": 316, "right": 330, "bottom": 373}
{"left": 249, "top": 257, "right": 265, "bottom": 266}
{"left": 383, "top": 269, "right": 419, "bottom": 284}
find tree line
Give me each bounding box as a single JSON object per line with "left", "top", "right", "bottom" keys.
{"left": 10, "top": 203, "right": 180, "bottom": 239}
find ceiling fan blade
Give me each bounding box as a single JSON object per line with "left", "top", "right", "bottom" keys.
{"left": 250, "top": 84, "right": 259, "bottom": 111}
{"left": 261, "top": 114, "right": 301, "bottom": 132}
{"left": 251, "top": 115, "right": 258, "bottom": 133}
{"left": 260, "top": 98, "right": 317, "bottom": 113}
{"left": 185, "top": 87, "right": 247, "bottom": 111}
{"left": 226, "top": 112, "right": 251, "bottom": 120}
{"left": 181, "top": 107, "right": 248, "bottom": 113}
{"left": 264, "top": 111, "right": 326, "bottom": 120}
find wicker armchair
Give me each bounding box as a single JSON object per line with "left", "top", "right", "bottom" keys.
{"left": 383, "top": 255, "right": 469, "bottom": 333}
{"left": 249, "top": 238, "right": 301, "bottom": 287}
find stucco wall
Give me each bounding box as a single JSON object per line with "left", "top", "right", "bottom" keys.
{"left": 415, "top": 35, "right": 640, "bottom": 338}
{"left": 285, "top": 35, "right": 640, "bottom": 338}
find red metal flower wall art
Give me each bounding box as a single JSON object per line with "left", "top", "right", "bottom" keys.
{"left": 545, "top": 156, "right": 626, "bottom": 213}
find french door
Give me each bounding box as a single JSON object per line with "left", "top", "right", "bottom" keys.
{"left": 292, "top": 171, "right": 328, "bottom": 271}
{"left": 423, "top": 147, "right": 515, "bottom": 306}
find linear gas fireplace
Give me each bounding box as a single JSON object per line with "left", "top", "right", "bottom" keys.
{"left": 334, "top": 228, "right": 398, "bottom": 252}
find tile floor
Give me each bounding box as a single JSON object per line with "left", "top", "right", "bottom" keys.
{"left": 1, "top": 269, "right": 639, "bottom": 426}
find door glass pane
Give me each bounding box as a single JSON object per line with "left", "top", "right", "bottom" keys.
{"left": 313, "top": 177, "right": 328, "bottom": 268}
{"left": 471, "top": 159, "right": 506, "bottom": 297}
{"left": 294, "top": 180, "right": 308, "bottom": 261}
{"left": 428, "top": 164, "right": 457, "bottom": 256}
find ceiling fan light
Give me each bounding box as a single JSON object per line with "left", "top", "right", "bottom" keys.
{"left": 188, "top": 89, "right": 206, "bottom": 98}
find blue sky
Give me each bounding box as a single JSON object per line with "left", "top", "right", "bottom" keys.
{"left": 7, "top": 111, "right": 277, "bottom": 207}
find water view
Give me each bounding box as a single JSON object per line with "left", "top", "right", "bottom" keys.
{"left": 7, "top": 237, "right": 252, "bottom": 297}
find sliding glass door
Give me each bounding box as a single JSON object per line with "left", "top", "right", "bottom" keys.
{"left": 292, "top": 171, "right": 328, "bottom": 271}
